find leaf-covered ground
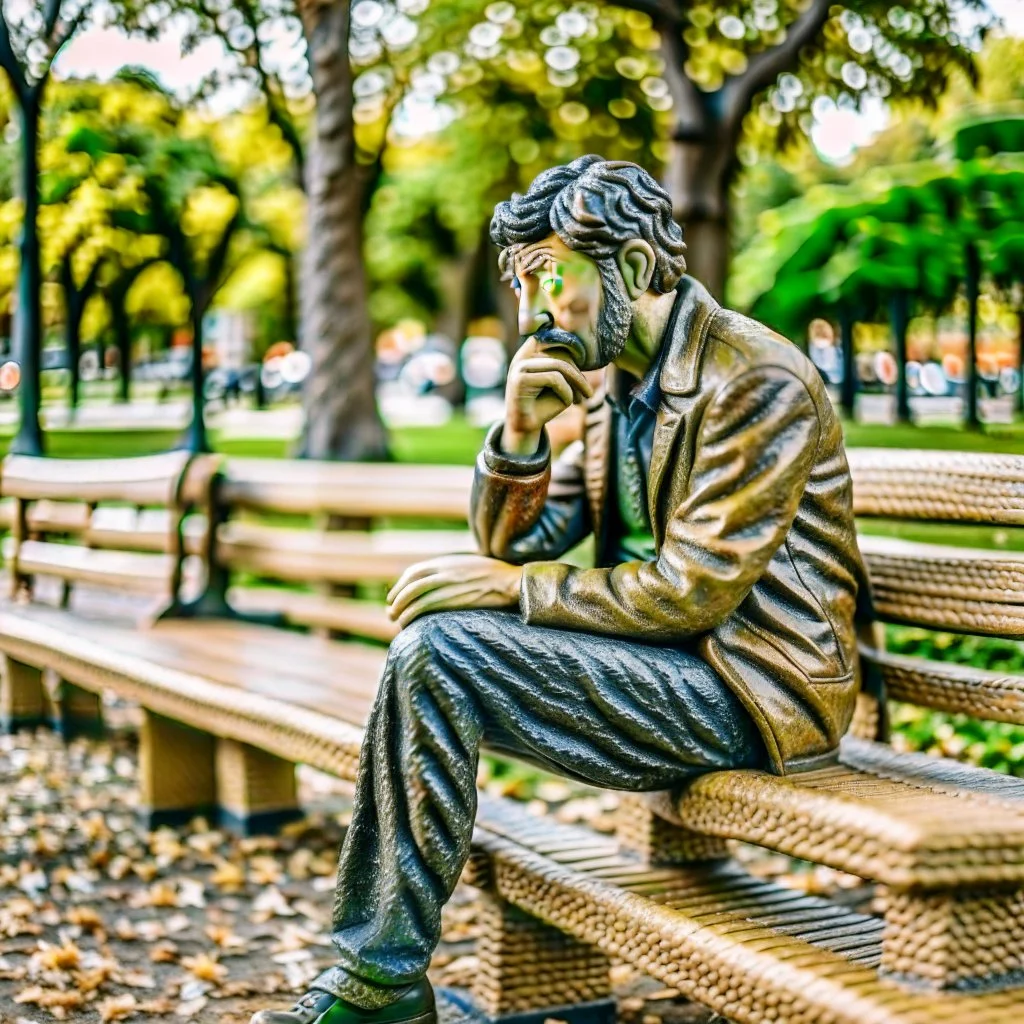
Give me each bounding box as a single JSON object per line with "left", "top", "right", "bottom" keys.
{"left": 0, "top": 720, "right": 873, "bottom": 1024}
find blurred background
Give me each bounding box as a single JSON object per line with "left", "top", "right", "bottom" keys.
{"left": 0, "top": 0, "right": 1020, "bottom": 466}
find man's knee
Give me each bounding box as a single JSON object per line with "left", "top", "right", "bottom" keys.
{"left": 390, "top": 612, "right": 451, "bottom": 668}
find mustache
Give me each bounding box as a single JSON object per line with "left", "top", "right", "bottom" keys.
{"left": 529, "top": 326, "right": 587, "bottom": 365}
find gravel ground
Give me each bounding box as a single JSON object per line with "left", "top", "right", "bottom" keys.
{"left": 0, "top": 721, "right": 870, "bottom": 1024}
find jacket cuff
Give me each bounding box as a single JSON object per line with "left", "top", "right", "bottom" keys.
{"left": 482, "top": 421, "right": 551, "bottom": 478}
{"left": 519, "top": 560, "right": 569, "bottom": 625}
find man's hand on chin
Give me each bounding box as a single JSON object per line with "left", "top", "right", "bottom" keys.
{"left": 387, "top": 554, "right": 523, "bottom": 629}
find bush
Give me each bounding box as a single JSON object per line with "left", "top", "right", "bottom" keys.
{"left": 886, "top": 626, "right": 1024, "bottom": 775}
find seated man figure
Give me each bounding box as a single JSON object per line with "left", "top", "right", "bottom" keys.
{"left": 253, "top": 156, "right": 868, "bottom": 1024}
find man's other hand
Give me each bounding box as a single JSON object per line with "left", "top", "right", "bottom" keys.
{"left": 502, "top": 337, "right": 593, "bottom": 455}
{"left": 387, "top": 554, "right": 523, "bottom": 629}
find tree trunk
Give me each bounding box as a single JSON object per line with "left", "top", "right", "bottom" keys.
{"left": 964, "top": 244, "right": 980, "bottom": 430}
{"left": 1016, "top": 302, "right": 1023, "bottom": 418}
{"left": 296, "top": 0, "right": 388, "bottom": 462}
{"left": 113, "top": 302, "right": 132, "bottom": 403}
{"left": 890, "top": 291, "right": 911, "bottom": 425}
{"left": 183, "top": 298, "right": 210, "bottom": 453}
{"left": 66, "top": 315, "right": 81, "bottom": 414}
{"left": 664, "top": 136, "right": 732, "bottom": 302}
{"left": 12, "top": 94, "right": 43, "bottom": 455}
{"left": 838, "top": 308, "right": 856, "bottom": 420}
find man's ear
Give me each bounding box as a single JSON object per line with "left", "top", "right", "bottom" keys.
{"left": 616, "top": 239, "right": 657, "bottom": 300}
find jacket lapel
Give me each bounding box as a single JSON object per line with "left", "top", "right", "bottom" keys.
{"left": 646, "top": 278, "right": 719, "bottom": 545}
{"left": 583, "top": 397, "right": 611, "bottom": 542}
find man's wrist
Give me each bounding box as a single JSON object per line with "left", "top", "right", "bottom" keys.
{"left": 482, "top": 422, "right": 551, "bottom": 477}
{"left": 501, "top": 426, "right": 543, "bottom": 456}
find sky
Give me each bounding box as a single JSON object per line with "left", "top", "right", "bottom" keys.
{"left": 52, "top": 0, "right": 1024, "bottom": 164}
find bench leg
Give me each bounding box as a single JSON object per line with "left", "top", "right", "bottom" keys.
{"left": 215, "top": 738, "right": 302, "bottom": 836}
{"left": 138, "top": 711, "right": 217, "bottom": 829}
{"left": 0, "top": 656, "right": 47, "bottom": 733}
{"left": 615, "top": 792, "right": 729, "bottom": 864}
{"left": 472, "top": 890, "right": 615, "bottom": 1023}
{"left": 55, "top": 680, "right": 105, "bottom": 740}
{"left": 881, "top": 886, "right": 1024, "bottom": 989}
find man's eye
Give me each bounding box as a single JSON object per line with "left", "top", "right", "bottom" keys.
{"left": 540, "top": 274, "right": 563, "bottom": 297}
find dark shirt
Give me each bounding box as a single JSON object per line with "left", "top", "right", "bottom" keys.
{"left": 607, "top": 345, "right": 665, "bottom": 564}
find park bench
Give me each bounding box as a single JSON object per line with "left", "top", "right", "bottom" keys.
{"left": 2, "top": 447, "right": 1024, "bottom": 1023}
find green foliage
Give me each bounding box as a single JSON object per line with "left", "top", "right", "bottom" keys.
{"left": 887, "top": 626, "right": 1024, "bottom": 776}
{"left": 731, "top": 147, "right": 1024, "bottom": 333}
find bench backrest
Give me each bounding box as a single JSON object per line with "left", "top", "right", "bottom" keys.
{"left": 848, "top": 448, "right": 1024, "bottom": 735}
{"left": 0, "top": 452, "right": 204, "bottom": 611}
{"left": 210, "top": 459, "right": 475, "bottom": 639}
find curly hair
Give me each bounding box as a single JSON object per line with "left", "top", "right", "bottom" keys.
{"left": 490, "top": 156, "right": 687, "bottom": 293}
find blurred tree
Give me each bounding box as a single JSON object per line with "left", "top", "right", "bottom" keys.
{"left": 69, "top": 123, "right": 247, "bottom": 451}
{"left": 733, "top": 150, "right": 1024, "bottom": 428}
{"left": 162, "top": 0, "right": 425, "bottom": 460}
{"left": 606, "top": 0, "right": 989, "bottom": 298}
{"left": 0, "top": 0, "right": 90, "bottom": 453}
{"left": 364, "top": 3, "right": 675, "bottom": 339}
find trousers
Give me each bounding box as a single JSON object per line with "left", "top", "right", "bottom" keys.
{"left": 312, "top": 609, "right": 764, "bottom": 1008}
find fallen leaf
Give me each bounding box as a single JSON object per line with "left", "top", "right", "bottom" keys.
{"left": 181, "top": 952, "right": 228, "bottom": 983}
{"left": 99, "top": 993, "right": 138, "bottom": 1021}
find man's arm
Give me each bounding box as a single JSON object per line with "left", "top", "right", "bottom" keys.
{"left": 520, "top": 366, "right": 821, "bottom": 640}
{"left": 471, "top": 424, "right": 591, "bottom": 564}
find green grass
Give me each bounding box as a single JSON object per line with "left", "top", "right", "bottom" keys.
{"left": 0, "top": 416, "right": 487, "bottom": 463}
{"left": 2, "top": 411, "right": 1020, "bottom": 463}
{"left": 842, "top": 421, "right": 1024, "bottom": 453}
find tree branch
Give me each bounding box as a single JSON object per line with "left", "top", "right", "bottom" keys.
{"left": 43, "top": 0, "right": 63, "bottom": 39}
{"left": 0, "top": 6, "right": 27, "bottom": 101}
{"left": 612, "top": 0, "right": 687, "bottom": 32}
{"left": 723, "top": 0, "right": 832, "bottom": 127}
{"left": 53, "top": 4, "right": 88, "bottom": 51}
{"left": 200, "top": 208, "right": 242, "bottom": 309}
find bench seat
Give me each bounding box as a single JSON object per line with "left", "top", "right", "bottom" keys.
{"left": 0, "top": 603, "right": 382, "bottom": 779}
{"left": 475, "top": 796, "right": 1024, "bottom": 1024}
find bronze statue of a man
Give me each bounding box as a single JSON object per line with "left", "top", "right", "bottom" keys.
{"left": 253, "top": 156, "right": 867, "bottom": 1024}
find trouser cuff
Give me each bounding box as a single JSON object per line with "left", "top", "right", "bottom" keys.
{"left": 311, "top": 964, "right": 408, "bottom": 1010}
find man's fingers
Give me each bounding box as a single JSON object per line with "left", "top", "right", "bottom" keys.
{"left": 387, "top": 571, "right": 456, "bottom": 618}
{"left": 386, "top": 560, "right": 445, "bottom": 604}
{"left": 397, "top": 582, "right": 478, "bottom": 630}
{"left": 518, "top": 357, "right": 593, "bottom": 400}
{"left": 517, "top": 369, "right": 574, "bottom": 408}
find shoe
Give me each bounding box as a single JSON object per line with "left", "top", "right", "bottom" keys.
{"left": 250, "top": 980, "right": 436, "bottom": 1024}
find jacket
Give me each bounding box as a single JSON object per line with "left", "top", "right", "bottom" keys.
{"left": 471, "top": 276, "right": 869, "bottom": 774}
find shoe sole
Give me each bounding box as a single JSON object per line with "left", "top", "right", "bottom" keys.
{"left": 314, "top": 1008, "right": 436, "bottom": 1024}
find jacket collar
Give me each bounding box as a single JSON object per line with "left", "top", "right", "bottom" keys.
{"left": 658, "top": 276, "right": 719, "bottom": 396}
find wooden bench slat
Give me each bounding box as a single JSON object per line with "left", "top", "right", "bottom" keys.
{"left": 229, "top": 586, "right": 398, "bottom": 642}
{"left": 12, "top": 540, "right": 175, "bottom": 594}
{"left": 849, "top": 448, "right": 1024, "bottom": 525}
{"left": 2, "top": 451, "right": 191, "bottom": 505}
{"left": 859, "top": 535, "right": 1024, "bottom": 637}
{"left": 862, "top": 644, "right": 1024, "bottom": 724}
{"left": 216, "top": 523, "right": 474, "bottom": 585}
{"left": 0, "top": 606, "right": 368, "bottom": 777}
{"left": 221, "top": 459, "right": 473, "bottom": 519}
{"left": 667, "top": 734, "right": 1024, "bottom": 889}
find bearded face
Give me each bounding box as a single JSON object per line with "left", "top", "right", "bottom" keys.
{"left": 508, "top": 233, "right": 634, "bottom": 372}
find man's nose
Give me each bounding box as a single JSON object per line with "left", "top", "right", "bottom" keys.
{"left": 518, "top": 289, "right": 554, "bottom": 338}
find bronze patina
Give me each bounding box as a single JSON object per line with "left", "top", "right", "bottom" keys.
{"left": 252, "top": 156, "right": 868, "bottom": 1024}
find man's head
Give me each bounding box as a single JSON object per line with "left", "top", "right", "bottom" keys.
{"left": 490, "top": 156, "right": 686, "bottom": 370}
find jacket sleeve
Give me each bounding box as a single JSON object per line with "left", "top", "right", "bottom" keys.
{"left": 520, "top": 366, "right": 820, "bottom": 639}
{"left": 471, "top": 421, "right": 591, "bottom": 564}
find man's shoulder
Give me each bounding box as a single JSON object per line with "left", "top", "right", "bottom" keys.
{"left": 705, "top": 305, "right": 821, "bottom": 392}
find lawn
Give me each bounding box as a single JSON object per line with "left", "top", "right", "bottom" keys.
{"left": 2, "top": 412, "right": 1021, "bottom": 464}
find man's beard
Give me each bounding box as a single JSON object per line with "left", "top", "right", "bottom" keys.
{"left": 531, "top": 260, "right": 633, "bottom": 371}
